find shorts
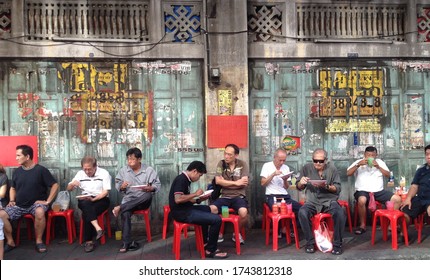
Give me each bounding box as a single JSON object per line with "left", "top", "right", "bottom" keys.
{"left": 212, "top": 197, "right": 248, "bottom": 213}
{"left": 401, "top": 196, "right": 429, "bottom": 220}
{"left": 354, "top": 190, "right": 394, "bottom": 205}
{"left": 4, "top": 203, "right": 49, "bottom": 221}
{"left": 0, "top": 219, "right": 4, "bottom": 240}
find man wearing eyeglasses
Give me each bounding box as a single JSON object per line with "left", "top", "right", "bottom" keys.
{"left": 296, "top": 148, "right": 345, "bottom": 255}
{"left": 210, "top": 144, "right": 249, "bottom": 245}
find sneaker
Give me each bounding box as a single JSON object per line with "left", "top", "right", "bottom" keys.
{"left": 217, "top": 234, "right": 224, "bottom": 243}
{"left": 278, "top": 232, "right": 283, "bottom": 239}
{"left": 232, "top": 233, "right": 245, "bottom": 244}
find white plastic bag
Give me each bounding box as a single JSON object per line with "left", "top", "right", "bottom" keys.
{"left": 314, "top": 221, "right": 333, "bottom": 253}
{"left": 54, "top": 191, "right": 70, "bottom": 210}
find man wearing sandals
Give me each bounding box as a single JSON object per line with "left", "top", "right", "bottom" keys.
{"left": 400, "top": 144, "right": 430, "bottom": 230}
{"left": 297, "top": 148, "right": 345, "bottom": 255}
{"left": 113, "top": 147, "right": 161, "bottom": 253}
{"left": 169, "top": 161, "right": 228, "bottom": 259}
{"left": 347, "top": 146, "right": 401, "bottom": 235}
{"left": 0, "top": 145, "right": 59, "bottom": 254}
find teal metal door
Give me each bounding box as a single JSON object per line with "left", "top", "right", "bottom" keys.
{"left": 1, "top": 60, "right": 204, "bottom": 232}
{"left": 250, "top": 60, "right": 430, "bottom": 226}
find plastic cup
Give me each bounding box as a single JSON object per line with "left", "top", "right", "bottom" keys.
{"left": 115, "top": 230, "right": 122, "bottom": 241}
{"left": 221, "top": 206, "right": 229, "bottom": 218}
{"left": 52, "top": 202, "right": 61, "bottom": 212}
{"left": 367, "top": 157, "right": 374, "bottom": 167}
{"left": 386, "top": 201, "right": 394, "bottom": 211}
{"left": 286, "top": 203, "right": 292, "bottom": 213}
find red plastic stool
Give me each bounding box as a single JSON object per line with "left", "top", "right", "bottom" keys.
{"left": 15, "top": 213, "right": 35, "bottom": 246}
{"left": 338, "top": 200, "right": 353, "bottom": 233}
{"left": 353, "top": 200, "right": 382, "bottom": 227}
{"left": 265, "top": 210, "right": 300, "bottom": 251}
{"left": 311, "top": 213, "right": 334, "bottom": 232}
{"left": 220, "top": 209, "right": 246, "bottom": 255}
{"left": 163, "top": 205, "right": 188, "bottom": 240}
{"left": 172, "top": 220, "right": 205, "bottom": 260}
{"left": 79, "top": 209, "right": 112, "bottom": 245}
{"left": 132, "top": 208, "right": 152, "bottom": 242}
{"left": 46, "top": 209, "right": 76, "bottom": 245}
{"left": 371, "top": 209, "right": 409, "bottom": 250}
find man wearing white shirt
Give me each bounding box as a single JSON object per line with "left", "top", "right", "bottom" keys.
{"left": 67, "top": 156, "right": 111, "bottom": 252}
{"left": 347, "top": 146, "right": 401, "bottom": 235}
{"left": 260, "top": 148, "right": 301, "bottom": 237}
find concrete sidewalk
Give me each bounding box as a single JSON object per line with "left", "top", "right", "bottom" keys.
{"left": 3, "top": 222, "right": 429, "bottom": 260}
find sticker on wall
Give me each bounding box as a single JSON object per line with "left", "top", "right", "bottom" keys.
{"left": 281, "top": 135, "right": 301, "bottom": 152}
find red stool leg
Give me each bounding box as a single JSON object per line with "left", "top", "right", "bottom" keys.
{"left": 66, "top": 210, "right": 75, "bottom": 244}
{"left": 162, "top": 205, "right": 170, "bottom": 239}
{"left": 232, "top": 216, "right": 241, "bottom": 255}
{"left": 143, "top": 210, "right": 152, "bottom": 242}
{"left": 46, "top": 212, "right": 53, "bottom": 245}
{"left": 271, "top": 215, "right": 279, "bottom": 251}
{"left": 265, "top": 213, "right": 271, "bottom": 246}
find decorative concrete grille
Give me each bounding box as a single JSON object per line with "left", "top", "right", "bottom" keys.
{"left": 164, "top": 4, "right": 201, "bottom": 43}
{"left": 248, "top": 4, "right": 283, "bottom": 42}
{"left": 296, "top": 4, "right": 406, "bottom": 42}
{"left": 25, "top": 0, "right": 149, "bottom": 41}
{"left": 418, "top": 6, "right": 430, "bottom": 42}
{"left": 0, "top": 1, "right": 11, "bottom": 36}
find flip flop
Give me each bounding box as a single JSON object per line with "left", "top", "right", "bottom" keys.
{"left": 354, "top": 227, "right": 366, "bottom": 235}
{"left": 35, "top": 243, "right": 47, "bottom": 253}
{"left": 4, "top": 244, "right": 16, "bottom": 253}
{"left": 205, "top": 249, "right": 228, "bottom": 259}
{"left": 118, "top": 243, "right": 129, "bottom": 253}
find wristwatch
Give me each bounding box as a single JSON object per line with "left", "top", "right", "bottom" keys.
{"left": 325, "top": 184, "right": 330, "bottom": 190}
{"left": 355, "top": 163, "right": 360, "bottom": 168}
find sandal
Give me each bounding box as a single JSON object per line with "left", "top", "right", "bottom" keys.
{"left": 35, "top": 243, "right": 47, "bottom": 253}
{"left": 205, "top": 249, "right": 228, "bottom": 259}
{"left": 354, "top": 227, "right": 366, "bottom": 235}
{"left": 119, "top": 243, "right": 129, "bottom": 253}
{"left": 4, "top": 244, "right": 16, "bottom": 253}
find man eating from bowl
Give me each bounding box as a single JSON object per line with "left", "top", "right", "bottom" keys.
{"left": 296, "top": 148, "right": 346, "bottom": 255}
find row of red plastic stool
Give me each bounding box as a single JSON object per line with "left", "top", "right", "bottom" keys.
{"left": 16, "top": 208, "right": 152, "bottom": 246}
{"left": 262, "top": 200, "right": 352, "bottom": 233}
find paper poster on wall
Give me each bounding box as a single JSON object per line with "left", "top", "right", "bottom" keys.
{"left": 0, "top": 136, "right": 38, "bottom": 167}
{"left": 252, "top": 109, "right": 269, "bottom": 137}
{"left": 207, "top": 115, "right": 248, "bottom": 148}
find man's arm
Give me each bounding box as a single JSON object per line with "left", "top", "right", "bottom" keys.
{"left": 8, "top": 187, "right": 16, "bottom": 206}
{"left": 46, "top": 183, "right": 59, "bottom": 204}
{"left": 174, "top": 189, "right": 203, "bottom": 204}
{"left": 216, "top": 175, "right": 248, "bottom": 188}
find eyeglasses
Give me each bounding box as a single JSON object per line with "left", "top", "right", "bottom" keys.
{"left": 312, "top": 159, "right": 325, "bottom": 164}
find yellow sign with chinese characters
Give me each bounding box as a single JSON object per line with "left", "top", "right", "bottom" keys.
{"left": 319, "top": 70, "right": 384, "bottom": 117}
{"left": 218, "top": 89, "right": 233, "bottom": 115}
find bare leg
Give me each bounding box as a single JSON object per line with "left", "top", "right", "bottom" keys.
{"left": 34, "top": 206, "right": 46, "bottom": 244}
{"left": 112, "top": 205, "right": 120, "bottom": 217}
{"left": 0, "top": 210, "right": 15, "bottom": 246}
{"left": 357, "top": 196, "right": 367, "bottom": 229}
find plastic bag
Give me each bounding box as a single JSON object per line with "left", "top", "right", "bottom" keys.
{"left": 368, "top": 192, "right": 376, "bottom": 212}
{"left": 314, "top": 221, "right": 333, "bottom": 253}
{"left": 54, "top": 191, "right": 70, "bottom": 211}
